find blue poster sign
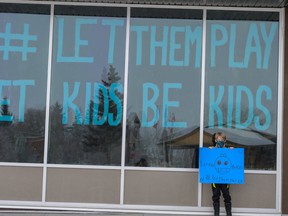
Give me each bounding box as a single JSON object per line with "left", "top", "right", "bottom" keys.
{"left": 199, "top": 147, "right": 244, "bottom": 184}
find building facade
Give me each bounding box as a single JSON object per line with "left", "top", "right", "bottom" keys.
{"left": 0, "top": 0, "right": 287, "bottom": 215}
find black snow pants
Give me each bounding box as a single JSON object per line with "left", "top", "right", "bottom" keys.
{"left": 211, "top": 183, "right": 231, "bottom": 204}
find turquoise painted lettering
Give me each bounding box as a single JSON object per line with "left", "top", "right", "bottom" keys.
{"left": 184, "top": 26, "right": 202, "bottom": 67}
{"left": 13, "top": 80, "right": 35, "bottom": 122}
{"left": 210, "top": 24, "right": 228, "bottom": 67}
{"left": 211, "top": 23, "right": 277, "bottom": 69}
{"left": 0, "top": 80, "right": 12, "bottom": 122}
{"left": 227, "top": 85, "right": 234, "bottom": 128}
{"left": 244, "top": 23, "right": 262, "bottom": 69}
{"left": 229, "top": 24, "right": 245, "bottom": 68}
{"left": 208, "top": 85, "right": 224, "bottom": 128}
{"left": 57, "top": 19, "right": 68, "bottom": 62}
{"left": 130, "top": 25, "right": 149, "bottom": 65}
{"left": 142, "top": 83, "right": 159, "bottom": 127}
{"left": 57, "top": 18, "right": 97, "bottom": 63}
{"left": 261, "top": 23, "right": 278, "bottom": 69}
{"left": 0, "top": 98, "right": 13, "bottom": 122}
{"left": 62, "top": 81, "right": 123, "bottom": 126}
{"left": 255, "top": 85, "right": 271, "bottom": 130}
{"left": 108, "top": 83, "right": 123, "bottom": 126}
{"left": 150, "top": 25, "right": 168, "bottom": 65}
{"left": 162, "top": 83, "right": 187, "bottom": 128}
{"left": 84, "top": 82, "right": 92, "bottom": 125}
{"left": 102, "top": 19, "right": 124, "bottom": 64}
{"left": 92, "top": 83, "right": 108, "bottom": 125}
{"left": 62, "top": 82, "right": 82, "bottom": 124}
{"left": 169, "top": 26, "right": 185, "bottom": 66}
{"left": 131, "top": 25, "right": 202, "bottom": 67}
{"left": 235, "top": 85, "right": 253, "bottom": 129}
{"left": 208, "top": 85, "right": 272, "bottom": 130}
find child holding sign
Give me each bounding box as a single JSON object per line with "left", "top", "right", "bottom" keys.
{"left": 210, "top": 132, "right": 233, "bottom": 216}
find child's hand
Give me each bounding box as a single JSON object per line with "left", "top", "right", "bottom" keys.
{"left": 229, "top": 147, "right": 234, "bottom": 150}
{"left": 209, "top": 146, "right": 214, "bottom": 150}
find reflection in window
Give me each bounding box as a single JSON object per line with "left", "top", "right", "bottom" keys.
{"left": 204, "top": 10, "right": 279, "bottom": 170}
{"left": 0, "top": 4, "right": 50, "bottom": 163}
{"left": 48, "top": 6, "right": 126, "bottom": 165}
{"left": 125, "top": 8, "right": 203, "bottom": 168}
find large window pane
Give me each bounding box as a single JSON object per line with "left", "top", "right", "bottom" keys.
{"left": 48, "top": 6, "right": 127, "bottom": 165}
{"left": 204, "top": 11, "right": 279, "bottom": 170}
{"left": 126, "top": 8, "right": 202, "bottom": 168}
{"left": 0, "top": 4, "right": 50, "bottom": 163}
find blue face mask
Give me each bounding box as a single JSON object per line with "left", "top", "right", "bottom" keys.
{"left": 216, "top": 141, "right": 225, "bottom": 148}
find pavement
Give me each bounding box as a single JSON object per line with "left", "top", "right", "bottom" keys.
{"left": 0, "top": 213, "right": 182, "bottom": 216}
{"left": 0, "top": 213, "right": 194, "bottom": 216}
{"left": 0, "top": 214, "right": 208, "bottom": 216}
{"left": 0, "top": 212, "right": 212, "bottom": 216}
{"left": 0, "top": 211, "right": 286, "bottom": 216}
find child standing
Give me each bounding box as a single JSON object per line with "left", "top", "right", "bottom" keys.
{"left": 210, "top": 132, "right": 232, "bottom": 216}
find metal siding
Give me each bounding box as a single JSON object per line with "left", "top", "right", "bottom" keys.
{"left": 24, "top": 0, "right": 288, "bottom": 7}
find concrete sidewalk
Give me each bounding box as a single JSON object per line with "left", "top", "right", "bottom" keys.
{"left": 0, "top": 213, "right": 170, "bottom": 216}
{"left": 0, "top": 212, "right": 187, "bottom": 216}
{"left": 0, "top": 213, "right": 144, "bottom": 216}
{"left": 0, "top": 212, "right": 285, "bottom": 216}
{"left": 0, "top": 212, "right": 211, "bottom": 216}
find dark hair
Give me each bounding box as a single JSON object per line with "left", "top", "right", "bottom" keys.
{"left": 214, "top": 132, "right": 227, "bottom": 141}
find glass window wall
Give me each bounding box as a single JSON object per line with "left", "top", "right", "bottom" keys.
{"left": 0, "top": 4, "right": 50, "bottom": 163}
{"left": 48, "top": 5, "right": 127, "bottom": 165}
{"left": 125, "top": 8, "right": 203, "bottom": 168}
{"left": 0, "top": 3, "right": 280, "bottom": 171}
{"left": 204, "top": 10, "right": 279, "bottom": 170}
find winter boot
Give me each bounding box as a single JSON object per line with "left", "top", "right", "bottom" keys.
{"left": 225, "top": 202, "right": 232, "bottom": 216}
{"left": 213, "top": 202, "right": 220, "bottom": 216}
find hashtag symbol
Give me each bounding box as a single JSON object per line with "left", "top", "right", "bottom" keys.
{"left": 0, "top": 23, "right": 37, "bottom": 61}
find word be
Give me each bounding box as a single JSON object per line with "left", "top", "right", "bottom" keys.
{"left": 141, "top": 82, "right": 187, "bottom": 128}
